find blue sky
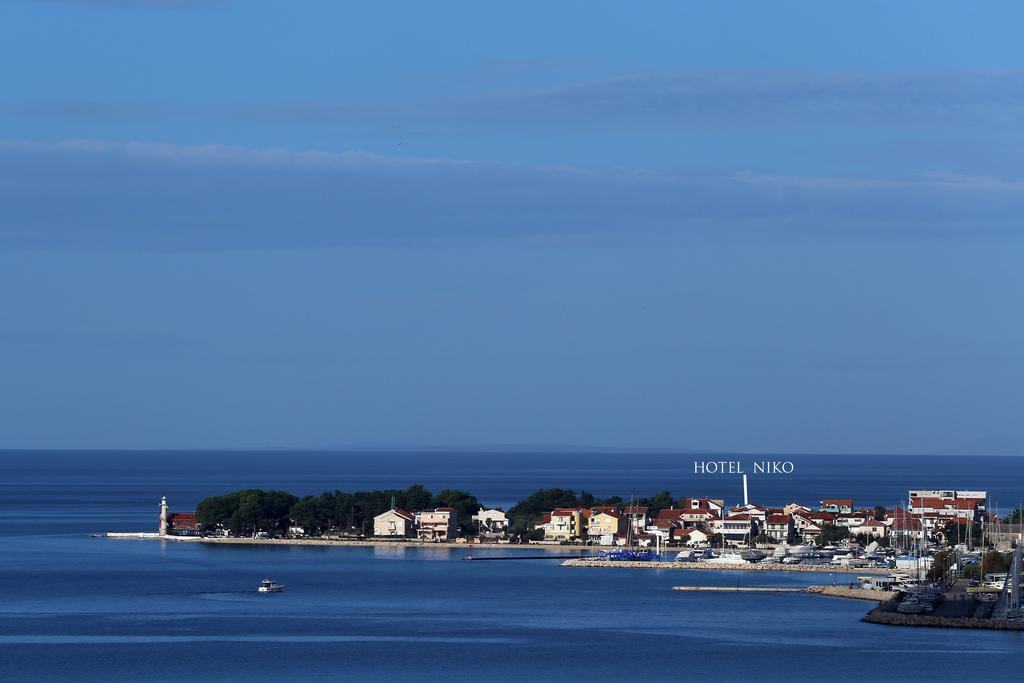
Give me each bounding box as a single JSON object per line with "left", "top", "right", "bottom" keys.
{"left": 1, "top": 1, "right": 1022, "bottom": 453}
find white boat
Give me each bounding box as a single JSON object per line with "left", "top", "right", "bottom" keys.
{"left": 781, "top": 556, "right": 803, "bottom": 564}
{"left": 705, "top": 553, "right": 745, "bottom": 564}
{"left": 257, "top": 578, "right": 284, "bottom": 593}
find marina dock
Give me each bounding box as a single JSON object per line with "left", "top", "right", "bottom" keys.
{"left": 464, "top": 554, "right": 589, "bottom": 561}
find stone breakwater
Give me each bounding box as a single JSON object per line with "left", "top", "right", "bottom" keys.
{"left": 863, "top": 598, "right": 1024, "bottom": 630}
{"left": 561, "top": 558, "right": 889, "bottom": 574}
{"left": 671, "top": 585, "right": 886, "bottom": 601}
{"left": 804, "top": 585, "right": 887, "bottom": 601}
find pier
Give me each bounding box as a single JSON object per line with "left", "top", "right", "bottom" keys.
{"left": 672, "top": 586, "right": 804, "bottom": 593}
{"left": 561, "top": 558, "right": 890, "bottom": 574}
{"left": 672, "top": 585, "right": 886, "bottom": 600}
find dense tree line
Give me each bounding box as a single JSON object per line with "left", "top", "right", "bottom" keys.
{"left": 195, "top": 485, "right": 482, "bottom": 537}
{"left": 193, "top": 486, "right": 694, "bottom": 537}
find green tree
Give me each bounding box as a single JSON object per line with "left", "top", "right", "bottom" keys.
{"left": 289, "top": 495, "right": 331, "bottom": 535}
{"left": 430, "top": 489, "right": 482, "bottom": 525}
{"left": 1003, "top": 508, "right": 1024, "bottom": 525}
{"left": 981, "top": 550, "right": 1011, "bottom": 575}
{"left": 645, "top": 491, "right": 674, "bottom": 516}
{"left": 399, "top": 484, "right": 433, "bottom": 512}
{"left": 927, "top": 549, "right": 954, "bottom": 582}
{"left": 872, "top": 505, "right": 887, "bottom": 521}
{"left": 816, "top": 525, "right": 850, "bottom": 545}
{"left": 507, "top": 488, "right": 579, "bottom": 532}
{"left": 196, "top": 490, "right": 247, "bottom": 530}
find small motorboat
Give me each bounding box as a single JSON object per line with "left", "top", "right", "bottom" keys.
{"left": 897, "top": 601, "right": 928, "bottom": 614}
{"left": 257, "top": 578, "right": 284, "bottom": 593}
{"left": 740, "top": 549, "right": 768, "bottom": 563}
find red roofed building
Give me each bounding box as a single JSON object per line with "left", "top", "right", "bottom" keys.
{"left": 543, "top": 508, "right": 591, "bottom": 542}
{"left": 373, "top": 508, "right": 416, "bottom": 537}
{"left": 851, "top": 518, "right": 887, "bottom": 538}
{"left": 679, "top": 498, "right": 724, "bottom": 514}
{"left": 650, "top": 518, "right": 681, "bottom": 530}
{"left": 764, "top": 514, "right": 792, "bottom": 542}
{"left": 671, "top": 527, "right": 712, "bottom": 547}
{"left": 713, "top": 514, "right": 756, "bottom": 546}
{"left": 820, "top": 499, "right": 854, "bottom": 514}
{"left": 908, "top": 492, "right": 985, "bottom": 532}
{"left": 587, "top": 509, "right": 625, "bottom": 541}
{"left": 730, "top": 503, "right": 767, "bottom": 522}
{"left": 168, "top": 512, "right": 198, "bottom": 533}
{"left": 159, "top": 497, "right": 200, "bottom": 536}
{"left": 656, "top": 508, "right": 686, "bottom": 522}
{"left": 679, "top": 507, "right": 717, "bottom": 529}
{"left": 887, "top": 509, "right": 924, "bottom": 540}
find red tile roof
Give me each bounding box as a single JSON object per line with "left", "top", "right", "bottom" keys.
{"left": 766, "top": 514, "right": 790, "bottom": 525}
{"left": 805, "top": 511, "right": 836, "bottom": 522}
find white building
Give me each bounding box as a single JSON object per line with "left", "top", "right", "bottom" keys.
{"left": 908, "top": 490, "right": 986, "bottom": 531}
{"left": 851, "top": 518, "right": 888, "bottom": 538}
{"left": 472, "top": 508, "right": 509, "bottom": 535}
{"left": 373, "top": 508, "right": 416, "bottom": 537}
{"left": 672, "top": 527, "right": 712, "bottom": 547}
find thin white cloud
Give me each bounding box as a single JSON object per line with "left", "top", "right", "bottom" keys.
{"left": 1, "top": 139, "right": 1020, "bottom": 251}
{"left": 6, "top": 69, "right": 1023, "bottom": 130}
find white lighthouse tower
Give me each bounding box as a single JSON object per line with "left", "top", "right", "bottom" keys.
{"left": 159, "top": 496, "right": 168, "bottom": 536}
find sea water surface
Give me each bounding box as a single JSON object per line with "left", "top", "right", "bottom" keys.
{"left": 0, "top": 451, "right": 1022, "bottom": 681}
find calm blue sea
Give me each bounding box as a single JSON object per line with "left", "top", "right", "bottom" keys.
{"left": 0, "top": 451, "right": 1021, "bottom": 681}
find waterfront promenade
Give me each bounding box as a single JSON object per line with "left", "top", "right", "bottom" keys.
{"left": 105, "top": 533, "right": 892, "bottom": 574}
{"left": 561, "top": 557, "right": 890, "bottom": 574}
